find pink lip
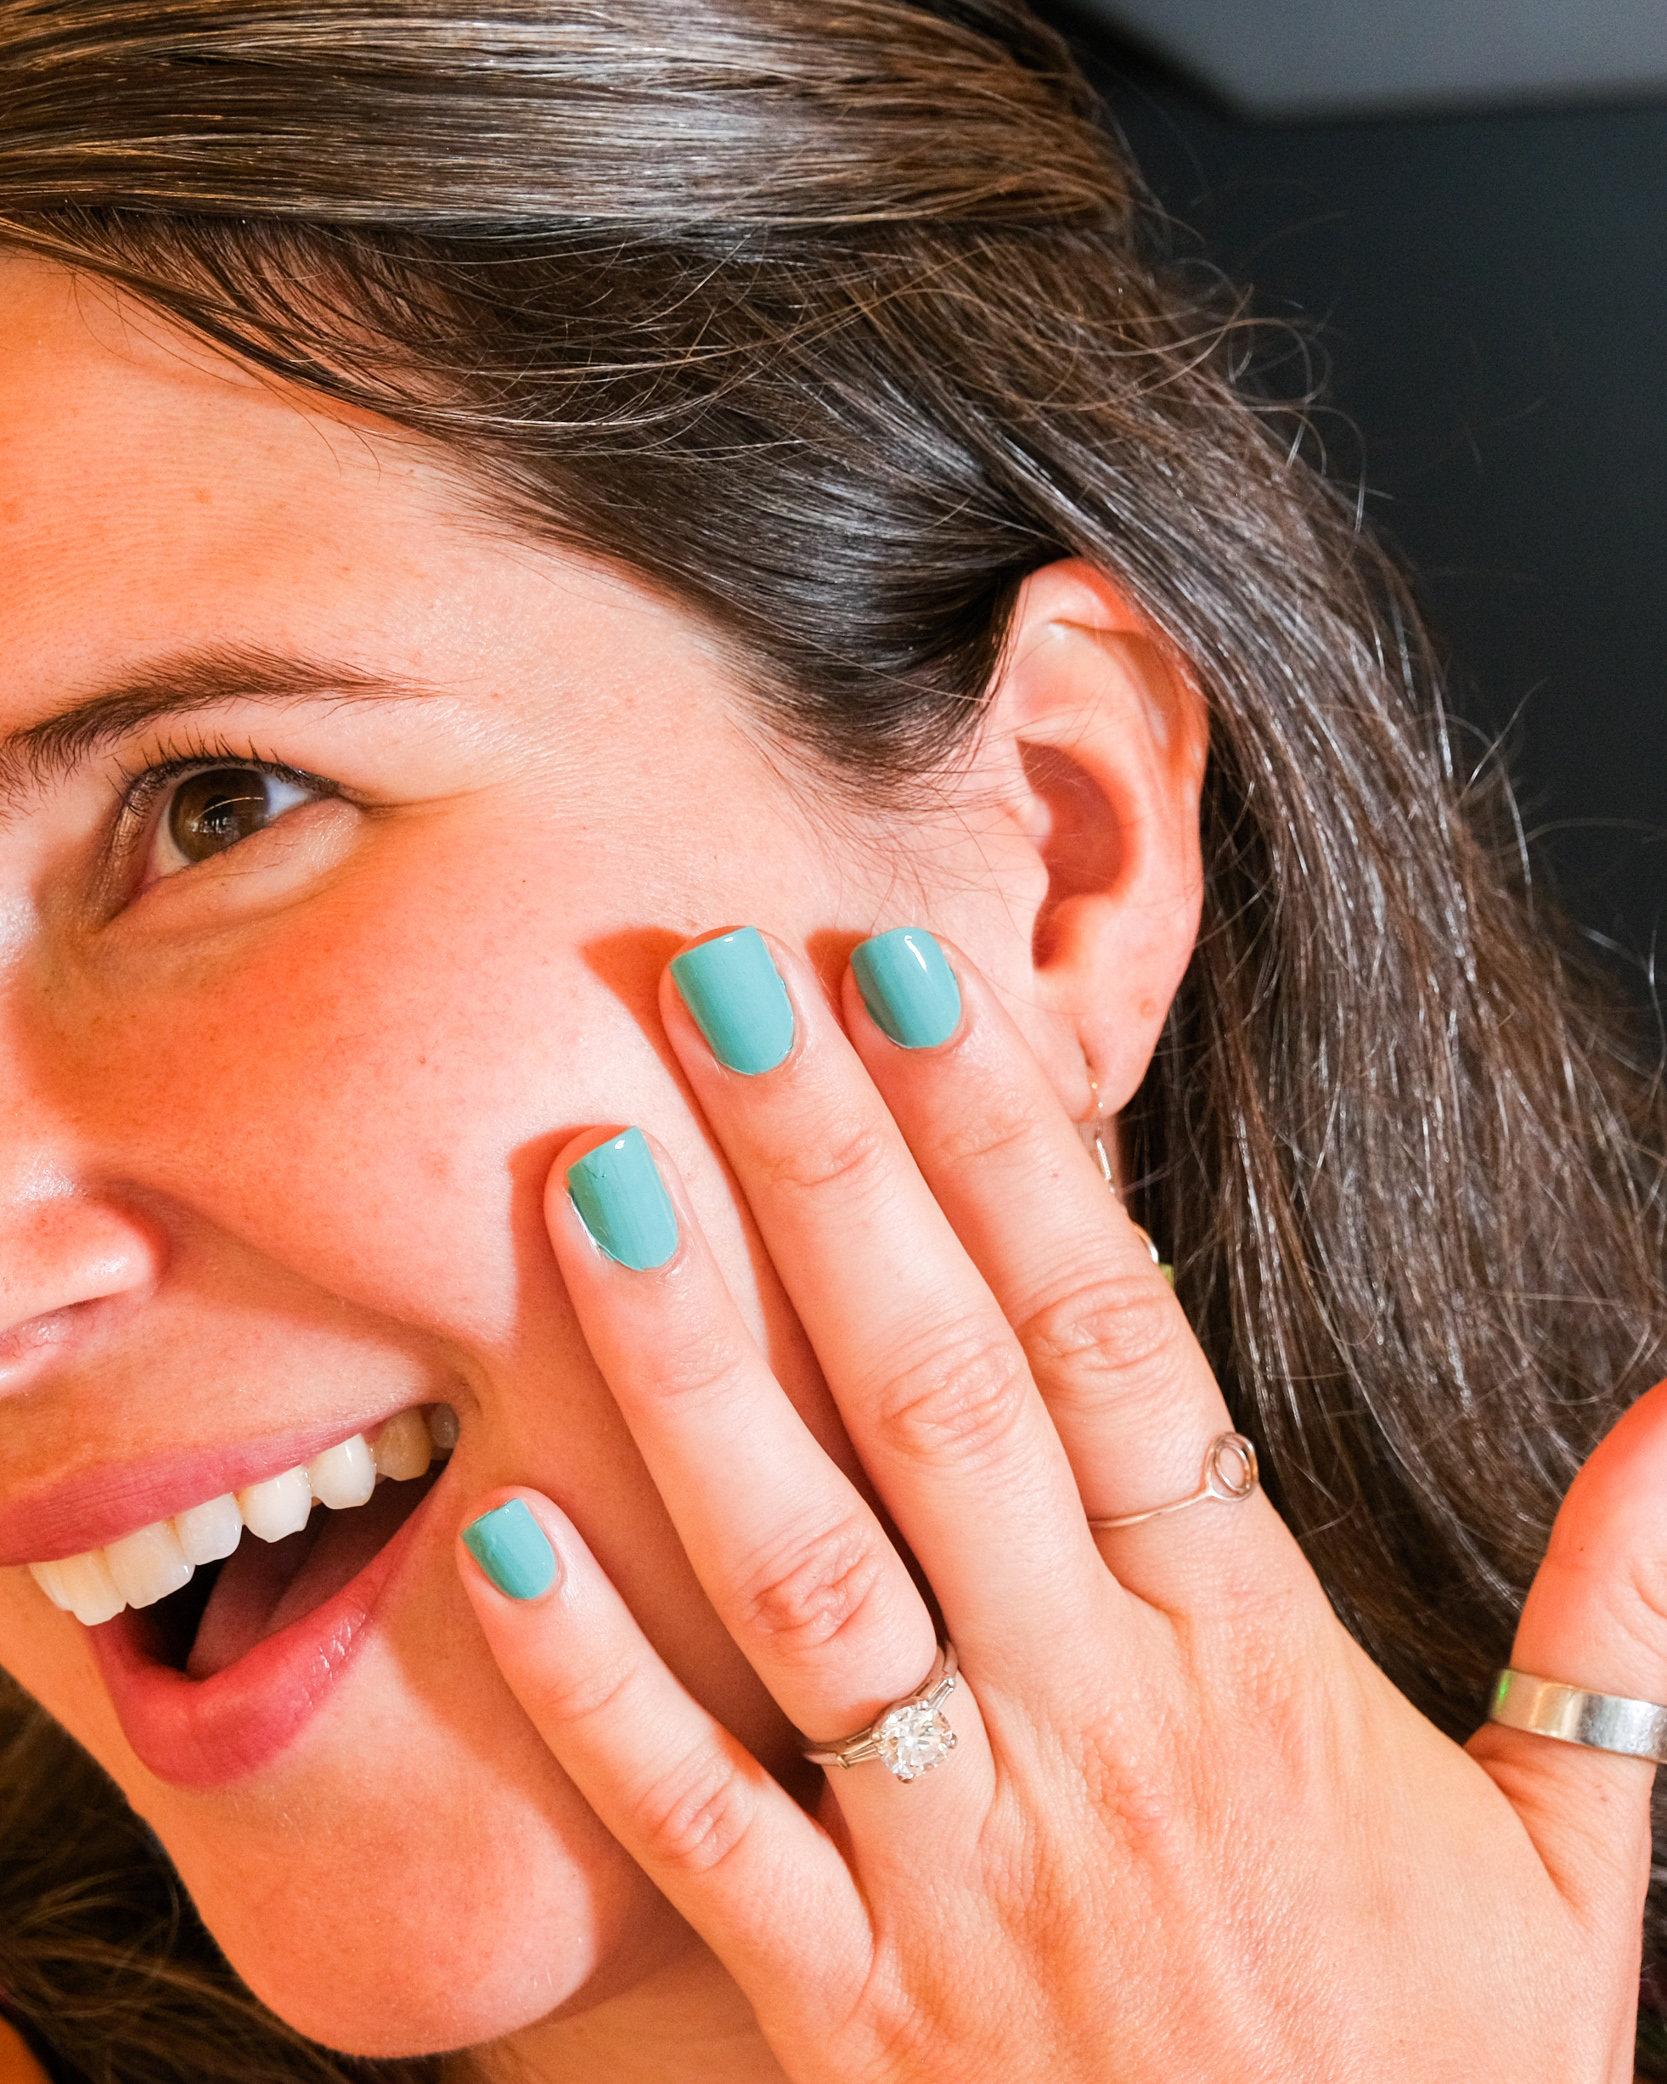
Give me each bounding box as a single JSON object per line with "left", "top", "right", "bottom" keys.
{"left": 89, "top": 1468, "right": 444, "bottom": 1789}
{"left": 0, "top": 1415, "right": 412, "bottom": 1566}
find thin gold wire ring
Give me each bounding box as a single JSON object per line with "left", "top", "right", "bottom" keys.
{"left": 1087, "top": 1432, "right": 1260, "bottom": 1532}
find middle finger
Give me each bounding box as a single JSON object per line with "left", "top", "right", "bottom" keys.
{"left": 658, "top": 926, "right": 1113, "bottom": 1672}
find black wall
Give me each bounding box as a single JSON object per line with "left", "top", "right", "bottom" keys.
{"left": 1044, "top": 11, "right": 1667, "bottom": 977}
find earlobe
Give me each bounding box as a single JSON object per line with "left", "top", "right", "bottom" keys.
{"left": 985, "top": 560, "right": 1207, "bottom": 1115}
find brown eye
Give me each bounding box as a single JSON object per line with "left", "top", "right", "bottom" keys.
{"left": 166, "top": 768, "right": 270, "bottom": 862}
{"left": 159, "top": 766, "right": 315, "bottom": 868}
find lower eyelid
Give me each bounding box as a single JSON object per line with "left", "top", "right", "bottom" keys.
{"left": 126, "top": 763, "right": 337, "bottom": 891}
{"left": 119, "top": 797, "right": 362, "bottom": 928}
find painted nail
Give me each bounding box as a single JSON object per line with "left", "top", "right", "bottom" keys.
{"left": 669, "top": 927, "right": 795, "bottom": 1075}
{"left": 462, "top": 1498, "right": 557, "bottom": 1601}
{"left": 567, "top": 1126, "right": 679, "bottom": 1271}
{"left": 851, "top": 928, "right": 962, "bottom": 1049}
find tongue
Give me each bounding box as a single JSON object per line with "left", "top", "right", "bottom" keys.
{"left": 187, "top": 1473, "right": 434, "bottom": 1680}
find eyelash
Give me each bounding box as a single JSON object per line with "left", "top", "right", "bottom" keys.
{"left": 111, "top": 737, "right": 341, "bottom": 870}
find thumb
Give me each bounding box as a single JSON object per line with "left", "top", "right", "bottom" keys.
{"left": 1469, "top": 1375, "right": 1667, "bottom": 1928}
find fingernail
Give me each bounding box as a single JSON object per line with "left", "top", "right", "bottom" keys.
{"left": 851, "top": 928, "right": 962, "bottom": 1049}
{"left": 669, "top": 927, "right": 795, "bottom": 1075}
{"left": 567, "top": 1126, "right": 679, "bottom": 1270}
{"left": 462, "top": 1498, "right": 558, "bottom": 1601}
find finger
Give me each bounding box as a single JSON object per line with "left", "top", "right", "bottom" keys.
{"left": 544, "top": 1121, "right": 943, "bottom": 1752}
{"left": 454, "top": 1486, "right": 870, "bottom": 2020}
{"left": 659, "top": 927, "right": 1113, "bottom": 1671}
{"left": 1467, "top": 1377, "right": 1667, "bottom": 1935}
{"left": 840, "top": 931, "right": 1301, "bottom": 1615}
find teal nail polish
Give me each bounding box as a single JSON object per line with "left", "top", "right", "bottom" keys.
{"left": 463, "top": 1498, "right": 557, "bottom": 1601}
{"left": 567, "top": 1126, "right": 679, "bottom": 1271}
{"left": 851, "top": 928, "right": 962, "bottom": 1049}
{"left": 669, "top": 927, "right": 795, "bottom": 1075}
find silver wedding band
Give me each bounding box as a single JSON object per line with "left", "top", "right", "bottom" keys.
{"left": 1087, "top": 1431, "right": 1260, "bottom": 1532}
{"left": 1487, "top": 1669, "right": 1667, "bottom": 1763}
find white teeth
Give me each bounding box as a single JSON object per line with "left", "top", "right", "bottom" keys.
{"left": 25, "top": 1404, "right": 446, "bottom": 1625}
{"left": 27, "top": 1559, "right": 75, "bottom": 1611}
{"left": 237, "top": 1464, "right": 313, "bottom": 1543}
{"left": 174, "top": 1492, "right": 244, "bottom": 1566}
{"left": 309, "top": 1434, "right": 376, "bottom": 1510}
{"left": 104, "top": 1520, "right": 195, "bottom": 1611}
{"left": 53, "top": 1549, "right": 126, "bottom": 1627}
{"left": 370, "top": 1408, "right": 431, "bottom": 1482}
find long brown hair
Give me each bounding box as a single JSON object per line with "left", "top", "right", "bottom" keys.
{"left": 2, "top": 2, "right": 1665, "bottom": 2075}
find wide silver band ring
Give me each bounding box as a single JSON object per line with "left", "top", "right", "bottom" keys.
{"left": 1488, "top": 1669, "right": 1667, "bottom": 1763}
{"left": 1087, "top": 1431, "right": 1260, "bottom": 1532}
{"left": 800, "top": 1643, "right": 959, "bottom": 1783}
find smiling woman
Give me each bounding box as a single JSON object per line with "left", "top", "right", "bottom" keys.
{"left": 2, "top": 4, "right": 1667, "bottom": 2083}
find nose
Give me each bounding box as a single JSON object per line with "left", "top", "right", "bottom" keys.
{"left": 0, "top": 1162, "right": 165, "bottom": 1353}
{"left": 0, "top": 922, "right": 169, "bottom": 1353}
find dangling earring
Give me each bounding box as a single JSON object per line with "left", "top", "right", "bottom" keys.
{"left": 1082, "top": 1086, "right": 1174, "bottom": 1288}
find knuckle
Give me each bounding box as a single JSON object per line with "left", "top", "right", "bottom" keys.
{"left": 754, "top": 1110, "right": 893, "bottom": 1203}
{"left": 733, "top": 1515, "right": 890, "bottom": 1660}
{"left": 1616, "top": 1545, "right": 1667, "bottom": 1653}
{"left": 875, "top": 1328, "right": 1032, "bottom": 1473}
{"left": 627, "top": 1740, "right": 761, "bottom": 1877}
{"left": 931, "top": 1092, "right": 1035, "bottom": 1174}
{"left": 640, "top": 1319, "right": 754, "bottom": 1411}
{"left": 530, "top": 1643, "right": 646, "bottom": 1732}
{"left": 1017, "top": 1266, "right": 1188, "bottom": 1423}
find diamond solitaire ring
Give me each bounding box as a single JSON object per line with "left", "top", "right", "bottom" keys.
{"left": 800, "top": 1643, "right": 960, "bottom": 1783}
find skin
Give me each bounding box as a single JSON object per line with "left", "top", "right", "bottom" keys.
{"left": 0, "top": 254, "right": 1198, "bottom": 2065}
{"left": 1, "top": 250, "right": 1665, "bottom": 2082}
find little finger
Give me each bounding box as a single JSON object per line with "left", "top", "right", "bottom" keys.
{"left": 454, "top": 1486, "right": 871, "bottom": 2017}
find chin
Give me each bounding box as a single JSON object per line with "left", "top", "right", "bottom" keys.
{"left": 134, "top": 1621, "right": 687, "bottom": 2057}
{"left": 13, "top": 1474, "right": 680, "bottom": 2060}
{"left": 5, "top": 1399, "right": 766, "bottom": 2059}
{"left": 183, "top": 1770, "right": 681, "bottom": 2056}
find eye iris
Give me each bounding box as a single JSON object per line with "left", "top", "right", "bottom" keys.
{"left": 166, "top": 768, "right": 273, "bottom": 863}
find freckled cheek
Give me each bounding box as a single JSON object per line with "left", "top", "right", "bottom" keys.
{"left": 61, "top": 890, "right": 678, "bottom": 1336}
{"left": 0, "top": 1576, "right": 122, "bottom": 1759}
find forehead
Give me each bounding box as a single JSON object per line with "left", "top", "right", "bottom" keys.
{"left": 0, "top": 253, "right": 649, "bottom": 730}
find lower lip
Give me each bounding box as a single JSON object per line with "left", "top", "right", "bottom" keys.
{"left": 89, "top": 1479, "right": 443, "bottom": 1790}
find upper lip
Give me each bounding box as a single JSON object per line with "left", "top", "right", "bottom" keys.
{"left": 0, "top": 1410, "right": 419, "bottom": 1568}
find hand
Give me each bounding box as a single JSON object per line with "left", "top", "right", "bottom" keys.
{"left": 456, "top": 924, "right": 1661, "bottom": 2082}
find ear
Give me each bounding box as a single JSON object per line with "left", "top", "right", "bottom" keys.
{"left": 971, "top": 558, "right": 1208, "bottom": 1117}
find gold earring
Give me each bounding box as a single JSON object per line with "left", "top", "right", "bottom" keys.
{"left": 1084, "top": 1111, "right": 1174, "bottom": 1288}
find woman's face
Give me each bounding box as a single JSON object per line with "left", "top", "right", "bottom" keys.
{"left": 0, "top": 256, "right": 1060, "bottom": 2055}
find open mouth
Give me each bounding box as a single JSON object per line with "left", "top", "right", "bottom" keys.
{"left": 29, "top": 1404, "right": 456, "bottom": 1678}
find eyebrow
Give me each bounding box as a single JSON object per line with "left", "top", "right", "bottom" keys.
{"left": 0, "top": 645, "right": 420, "bottom": 810}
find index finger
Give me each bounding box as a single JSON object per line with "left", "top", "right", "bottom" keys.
{"left": 838, "top": 930, "right": 1306, "bottom": 1616}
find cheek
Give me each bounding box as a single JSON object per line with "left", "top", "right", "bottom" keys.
{"left": 40, "top": 834, "right": 691, "bottom": 1345}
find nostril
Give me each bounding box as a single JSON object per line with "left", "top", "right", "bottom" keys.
{"left": 0, "top": 1296, "right": 118, "bottom": 1378}
{"left": 2, "top": 1303, "right": 83, "bottom": 1353}
{"left": 0, "top": 1189, "right": 166, "bottom": 1353}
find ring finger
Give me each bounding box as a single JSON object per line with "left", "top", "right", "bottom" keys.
{"left": 542, "top": 1120, "right": 964, "bottom": 1782}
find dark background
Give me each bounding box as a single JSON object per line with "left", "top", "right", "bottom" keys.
{"left": 1038, "top": 6, "right": 1667, "bottom": 982}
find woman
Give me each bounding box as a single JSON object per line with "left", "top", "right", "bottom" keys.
{"left": 1, "top": 2, "right": 1665, "bottom": 2078}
